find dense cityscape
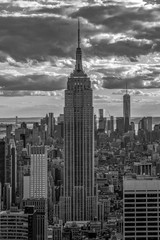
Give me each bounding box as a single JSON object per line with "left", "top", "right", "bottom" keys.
{"left": 0, "top": 18, "right": 160, "bottom": 240}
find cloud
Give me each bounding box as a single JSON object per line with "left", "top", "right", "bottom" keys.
{"left": 0, "top": 90, "right": 64, "bottom": 97}
{"left": 0, "top": 0, "right": 159, "bottom": 93}
{"left": 0, "top": 16, "right": 79, "bottom": 61}
{"left": 93, "top": 93, "right": 122, "bottom": 103}
{"left": 112, "top": 89, "right": 159, "bottom": 96}
{"left": 102, "top": 74, "right": 160, "bottom": 89}
{"left": 0, "top": 74, "right": 67, "bottom": 91}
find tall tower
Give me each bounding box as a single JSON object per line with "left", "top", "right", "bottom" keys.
{"left": 123, "top": 83, "right": 130, "bottom": 132}
{"left": 60, "top": 20, "right": 97, "bottom": 222}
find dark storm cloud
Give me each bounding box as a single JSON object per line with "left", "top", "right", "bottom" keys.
{"left": 0, "top": 74, "right": 67, "bottom": 91}
{"left": 70, "top": 4, "right": 156, "bottom": 32}
{"left": 0, "top": 2, "right": 158, "bottom": 63}
{"left": 86, "top": 38, "right": 153, "bottom": 58}
{"left": 144, "top": 0, "right": 160, "bottom": 4}
{"left": 0, "top": 17, "right": 78, "bottom": 61}
{"left": 70, "top": 4, "right": 159, "bottom": 58}
{"left": 0, "top": 0, "right": 159, "bottom": 93}
{"left": 102, "top": 74, "right": 159, "bottom": 89}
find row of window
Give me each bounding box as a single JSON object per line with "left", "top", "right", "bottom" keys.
{"left": 125, "top": 213, "right": 159, "bottom": 217}
{"left": 125, "top": 227, "right": 158, "bottom": 231}
{"left": 125, "top": 222, "right": 159, "bottom": 226}
{"left": 125, "top": 232, "right": 158, "bottom": 236}
{"left": 125, "top": 199, "right": 159, "bottom": 202}
{"left": 125, "top": 217, "right": 160, "bottom": 221}
{"left": 125, "top": 207, "right": 159, "bottom": 212}
{"left": 125, "top": 194, "right": 160, "bottom": 198}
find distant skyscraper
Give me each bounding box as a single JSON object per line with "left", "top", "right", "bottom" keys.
{"left": 147, "top": 116, "right": 152, "bottom": 132}
{"left": 110, "top": 116, "right": 114, "bottom": 132}
{"left": 98, "top": 109, "right": 106, "bottom": 132}
{"left": 0, "top": 140, "right": 5, "bottom": 192}
{"left": 47, "top": 112, "right": 55, "bottom": 137}
{"left": 123, "top": 84, "right": 130, "bottom": 132}
{"left": 60, "top": 20, "right": 97, "bottom": 222}
{"left": 116, "top": 117, "right": 124, "bottom": 134}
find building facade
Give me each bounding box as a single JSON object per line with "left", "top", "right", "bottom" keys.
{"left": 123, "top": 87, "right": 130, "bottom": 133}
{"left": 123, "top": 175, "right": 160, "bottom": 239}
{"left": 60, "top": 20, "right": 97, "bottom": 222}
{"left": 23, "top": 146, "right": 48, "bottom": 199}
{"left": 0, "top": 206, "right": 37, "bottom": 240}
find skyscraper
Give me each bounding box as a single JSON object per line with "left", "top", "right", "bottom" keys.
{"left": 0, "top": 140, "right": 5, "bottom": 192}
{"left": 23, "top": 145, "right": 48, "bottom": 199}
{"left": 60, "top": 20, "right": 97, "bottom": 222}
{"left": 123, "top": 84, "right": 130, "bottom": 132}
{"left": 123, "top": 174, "right": 160, "bottom": 239}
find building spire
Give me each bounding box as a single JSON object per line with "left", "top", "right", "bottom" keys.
{"left": 75, "top": 18, "right": 83, "bottom": 72}
{"left": 78, "top": 17, "right": 80, "bottom": 48}
{"left": 126, "top": 81, "right": 128, "bottom": 94}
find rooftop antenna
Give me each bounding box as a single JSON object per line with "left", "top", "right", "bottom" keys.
{"left": 126, "top": 80, "right": 128, "bottom": 94}
{"left": 78, "top": 17, "right": 80, "bottom": 48}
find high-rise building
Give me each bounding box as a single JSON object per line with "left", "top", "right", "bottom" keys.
{"left": 22, "top": 198, "right": 48, "bottom": 240}
{"left": 47, "top": 113, "right": 55, "bottom": 137}
{"left": 23, "top": 146, "right": 48, "bottom": 199}
{"left": 123, "top": 85, "right": 130, "bottom": 132}
{"left": 98, "top": 109, "right": 106, "bottom": 132}
{"left": 123, "top": 174, "right": 160, "bottom": 239}
{"left": 3, "top": 183, "right": 12, "bottom": 210}
{"left": 116, "top": 117, "right": 124, "bottom": 134}
{"left": 60, "top": 20, "right": 97, "bottom": 222}
{"left": 0, "top": 140, "right": 5, "bottom": 192}
{"left": 147, "top": 116, "right": 152, "bottom": 132}
{"left": 110, "top": 116, "right": 114, "bottom": 132}
{"left": 0, "top": 206, "right": 37, "bottom": 240}
{"left": 5, "top": 139, "right": 17, "bottom": 205}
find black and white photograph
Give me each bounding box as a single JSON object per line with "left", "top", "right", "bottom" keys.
{"left": 0, "top": 0, "right": 160, "bottom": 239}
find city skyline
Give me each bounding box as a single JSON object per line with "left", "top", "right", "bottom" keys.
{"left": 0, "top": 0, "right": 159, "bottom": 117}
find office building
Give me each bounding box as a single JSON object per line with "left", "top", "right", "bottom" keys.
{"left": 0, "top": 206, "right": 37, "bottom": 240}
{"left": 60, "top": 20, "right": 97, "bottom": 222}
{"left": 98, "top": 109, "right": 106, "bottom": 132}
{"left": 123, "top": 174, "right": 160, "bottom": 239}
{"left": 116, "top": 117, "right": 124, "bottom": 134}
{"left": 5, "top": 139, "right": 17, "bottom": 205}
{"left": 3, "top": 183, "right": 12, "bottom": 210}
{"left": 123, "top": 86, "right": 130, "bottom": 132}
{"left": 23, "top": 146, "right": 48, "bottom": 199}
{"left": 22, "top": 198, "right": 48, "bottom": 240}
{"left": 0, "top": 140, "right": 5, "bottom": 192}
{"left": 47, "top": 113, "right": 55, "bottom": 137}
{"left": 52, "top": 224, "right": 63, "bottom": 240}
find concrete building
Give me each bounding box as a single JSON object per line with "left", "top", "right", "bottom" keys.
{"left": 22, "top": 198, "right": 48, "bottom": 240}
{"left": 98, "top": 109, "right": 106, "bottom": 132}
{"left": 123, "top": 86, "right": 130, "bottom": 133}
{"left": 23, "top": 146, "right": 48, "bottom": 199}
{"left": 0, "top": 206, "right": 37, "bottom": 240}
{"left": 47, "top": 113, "right": 55, "bottom": 137}
{"left": 3, "top": 183, "right": 12, "bottom": 210}
{"left": 0, "top": 140, "right": 5, "bottom": 192}
{"left": 60, "top": 20, "right": 97, "bottom": 222}
{"left": 116, "top": 117, "right": 124, "bottom": 134}
{"left": 52, "top": 223, "right": 63, "bottom": 240}
{"left": 123, "top": 174, "right": 160, "bottom": 239}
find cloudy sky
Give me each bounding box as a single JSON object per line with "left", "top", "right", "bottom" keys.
{"left": 0, "top": 0, "right": 160, "bottom": 117}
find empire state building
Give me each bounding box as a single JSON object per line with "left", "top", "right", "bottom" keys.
{"left": 60, "top": 20, "right": 97, "bottom": 222}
